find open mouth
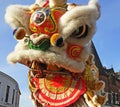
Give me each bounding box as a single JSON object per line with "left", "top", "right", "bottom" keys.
{"left": 29, "top": 61, "right": 81, "bottom": 79}
{"left": 70, "top": 24, "right": 89, "bottom": 39}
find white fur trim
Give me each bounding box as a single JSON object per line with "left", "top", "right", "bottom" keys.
{"left": 5, "top": 5, "right": 31, "bottom": 34}
{"left": 7, "top": 40, "right": 85, "bottom": 73}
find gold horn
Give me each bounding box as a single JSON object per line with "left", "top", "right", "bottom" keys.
{"left": 49, "top": 0, "right": 67, "bottom": 8}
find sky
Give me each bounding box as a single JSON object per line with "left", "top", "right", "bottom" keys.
{"left": 0, "top": 0, "right": 120, "bottom": 107}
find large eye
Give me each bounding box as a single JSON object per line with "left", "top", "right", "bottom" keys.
{"left": 31, "top": 10, "right": 46, "bottom": 25}
{"left": 70, "top": 25, "right": 89, "bottom": 39}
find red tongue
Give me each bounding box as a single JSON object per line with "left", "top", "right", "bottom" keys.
{"left": 47, "top": 64, "right": 60, "bottom": 72}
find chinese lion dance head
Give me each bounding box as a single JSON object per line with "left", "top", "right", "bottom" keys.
{"left": 5, "top": 0, "right": 107, "bottom": 106}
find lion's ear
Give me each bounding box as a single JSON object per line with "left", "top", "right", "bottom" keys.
{"left": 88, "top": 0, "right": 100, "bottom": 19}
{"left": 5, "top": 4, "right": 31, "bottom": 35}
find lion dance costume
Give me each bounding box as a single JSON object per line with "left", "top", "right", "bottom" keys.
{"left": 5, "top": 0, "right": 107, "bottom": 106}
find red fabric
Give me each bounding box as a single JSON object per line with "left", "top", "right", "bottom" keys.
{"left": 31, "top": 74, "right": 86, "bottom": 107}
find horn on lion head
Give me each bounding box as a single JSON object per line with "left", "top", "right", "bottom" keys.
{"left": 35, "top": 0, "right": 67, "bottom": 9}
{"left": 49, "top": 0, "right": 67, "bottom": 8}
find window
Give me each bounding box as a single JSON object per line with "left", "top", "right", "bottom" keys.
{"left": 5, "top": 85, "right": 10, "bottom": 102}
{"left": 0, "top": 82, "right": 1, "bottom": 89}
{"left": 113, "top": 93, "right": 115, "bottom": 104}
{"left": 116, "top": 93, "right": 119, "bottom": 101}
{"left": 0, "top": 82, "right": 1, "bottom": 95}
{"left": 108, "top": 93, "right": 111, "bottom": 104}
{"left": 12, "top": 89, "right": 15, "bottom": 104}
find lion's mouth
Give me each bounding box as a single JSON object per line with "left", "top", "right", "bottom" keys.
{"left": 29, "top": 61, "right": 81, "bottom": 79}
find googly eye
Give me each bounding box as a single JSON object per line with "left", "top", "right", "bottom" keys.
{"left": 31, "top": 10, "right": 46, "bottom": 26}
{"left": 70, "top": 25, "right": 89, "bottom": 39}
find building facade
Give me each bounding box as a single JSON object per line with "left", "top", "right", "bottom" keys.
{"left": 100, "top": 68, "right": 120, "bottom": 106}
{"left": 92, "top": 42, "right": 120, "bottom": 106}
{"left": 0, "top": 71, "right": 20, "bottom": 107}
